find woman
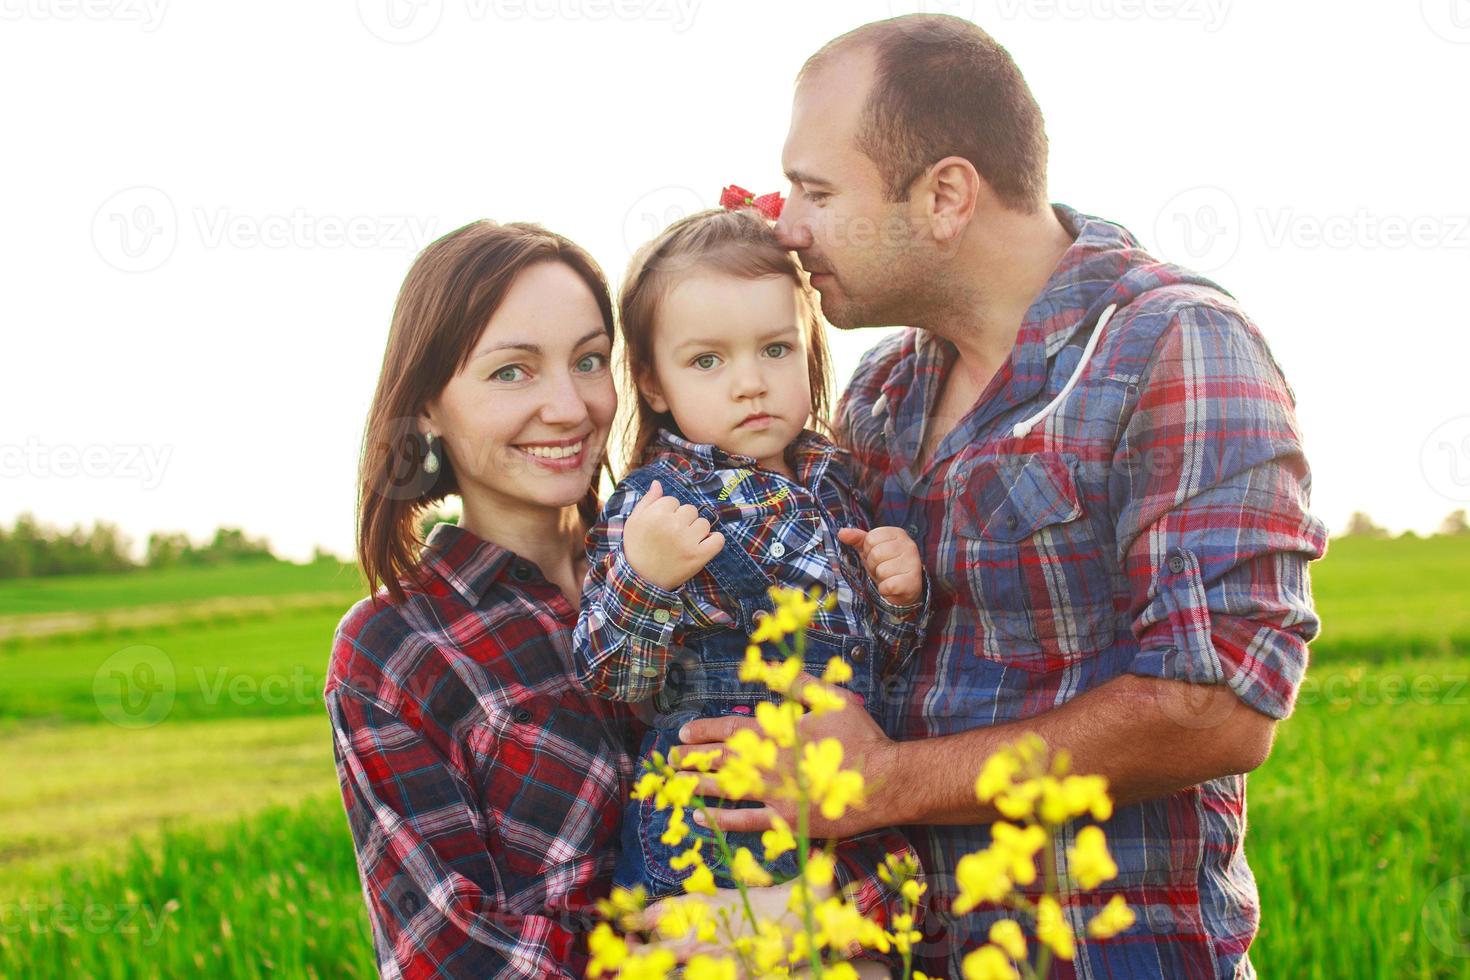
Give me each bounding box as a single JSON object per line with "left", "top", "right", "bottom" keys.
{"left": 326, "top": 220, "right": 906, "bottom": 977}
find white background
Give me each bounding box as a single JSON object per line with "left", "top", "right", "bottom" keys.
{"left": 3, "top": 0, "right": 1468, "bottom": 560}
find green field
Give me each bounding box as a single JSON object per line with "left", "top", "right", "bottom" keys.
{"left": 1, "top": 541, "right": 1467, "bottom": 977}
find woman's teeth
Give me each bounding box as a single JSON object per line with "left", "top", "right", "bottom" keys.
{"left": 520, "top": 441, "right": 582, "bottom": 460}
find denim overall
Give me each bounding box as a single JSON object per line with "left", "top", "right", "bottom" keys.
{"left": 610, "top": 463, "right": 885, "bottom": 899}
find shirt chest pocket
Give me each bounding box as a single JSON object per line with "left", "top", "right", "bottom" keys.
{"left": 953, "top": 452, "right": 1119, "bottom": 671}
{"left": 720, "top": 510, "right": 832, "bottom": 586}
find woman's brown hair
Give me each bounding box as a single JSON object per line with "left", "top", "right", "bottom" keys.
{"left": 356, "top": 220, "right": 615, "bottom": 606}
{"left": 617, "top": 207, "right": 834, "bottom": 470}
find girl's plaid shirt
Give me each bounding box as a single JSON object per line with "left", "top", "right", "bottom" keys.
{"left": 573, "top": 427, "right": 929, "bottom": 704}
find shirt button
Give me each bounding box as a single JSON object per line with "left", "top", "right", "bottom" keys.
{"left": 653, "top": 608, "right": 671, "bottom": 624}
{"left": 512, "top": 707, "right": 532, "bottom": 723}
{"left": 635, "top": 665, "right": 659, "bottom": 678}
{"left": 1167, "top": 554, "right": 1188, "bottom": 574}
{"left": 511, "top": 563, "right": 532, "bottom": 582}
{"left": 770, "top": 542, "right": 786, "bottom": 558}
{"left": 906, "top": 523, "right": 919, "bottom": 538}
{"left": 1006, "top": 513, "right": 1019, "bottom": 531}
{"left": 849, "top": 644, "right": 868, "bottom": 663}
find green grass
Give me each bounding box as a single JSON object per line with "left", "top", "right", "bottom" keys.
{"left": 0, "top": 559, "right": 365, "bottom": 617}
{"left": 0, "top": 540, "right": 1466, "bottom": 977}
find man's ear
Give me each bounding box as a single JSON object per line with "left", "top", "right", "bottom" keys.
{"left": 924, "top": 155, "right": 982, "bottom": 246}
{"left": 638, "top": 372, "right": 669, "bottom": 414}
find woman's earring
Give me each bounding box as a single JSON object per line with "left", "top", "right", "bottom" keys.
{"left": 423, "top": 433, "right": 440, "bottom": 475}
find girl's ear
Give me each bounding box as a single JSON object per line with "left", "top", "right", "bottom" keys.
{"left": 638, "top": 372, "right": 669, "bottom": 414}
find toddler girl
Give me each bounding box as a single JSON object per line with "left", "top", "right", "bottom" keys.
{"left": 573, "top": 205, "right": 928, "bottom": 900}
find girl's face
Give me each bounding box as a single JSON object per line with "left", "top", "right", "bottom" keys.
{"left": 423, "top": 261, "right": 615, "bottom": 518}
{"left": 642, "top": 272, "right": 813, "bottom": 475}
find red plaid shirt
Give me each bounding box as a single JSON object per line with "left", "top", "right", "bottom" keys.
{"left": 327, "top": 522, "right": 912, "bottom": 977}
{"left": 835, "top": 204, "right": 1329, "bottom": 978}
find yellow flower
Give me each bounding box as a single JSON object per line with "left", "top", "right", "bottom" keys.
{"left": 655, "top": 771, "right": 699, "bottom": 811}
{"left": 655, "top": 896, "right": 716, "bottom": 943}
{"left": 822, "top": 964, "right": 860, "bottom": 980}
{"left": 660, "top": 806, "right": 688, "bottom": 847}
{"left": 715, "top": 728, "right": 775, "bottom": 799}
{"left": 756, "top": 699, "right": 802, "bottom": 747}
{"left": 993, "top": 778, "right": 1042, "bottom": 822}
{"left": 631, "top": 770, "right": 665, "bottom": 802}
{"left": 685, "top": 955, "right": 738, "bottom": 980}
{"left": 1036, "top": 896, "right": 1076, "bottom": 961}
{"left": 1067, "top": 825, "right": 1118, "bottom": 889}
{"left": 952, "top": 849, "right": 1011, "bottom": 914}
{"left": 889, "top": 912, "right": 923, "bottom": 954}
{"left": 683, "top": 862, "right": 716, "bottom": 896}
{"left": 1038, "top": 776, "right": 1071, "bottom": 825}
{"left": 801, "top": 682, "right": 848, "bottom": 717}
{"left": 1087, "top": 894, "right": 1136, "bottom": 939}
{"left": 975, "top": 748, "right": 1020, "bottom": 803}
{"left": 901, "top": 877, "right": 926, "bottom": 907}
{"left": 747, "top": 918, "right": 789, "bottom": 972}
{"left": 674, "top": 748, "right": 720, "bottom": 773}
{"left": 593, "top": 885, "right": 646, "bottom": 933}
{"left": 805, "top": 850, "right": 835, "bottom": 890}
{"left": 766, "top": 655, "right": 802, "bottom": 695}
{"left": 988, "top": 919, "right": 1027, "bottom": 961}
{"left": 801, "top": 738, "right": 866, "bottom": 820}
{"left": 740, "top": 644, "right": 766, "bottom": 682}
{"left": 1061, "top": 774, "right": 1113, "bottom": 822}
{"left": 989, "top": 821, "right": 1045, "bottom": 887}
{"left": 762, "top": 815, "right": 796, "bottom": 861}
{"left": 669, "top": 840, "right": 704, "bottom": 871}
{"left": 962, "top": 944, "right": 1020, "bottom": 980}
{"left": 586, "top": 922, "right": 627, "bottom": 977}
{"left": 620, "top": 949, "right": 677, "bottom": 980}
{"left": 730, "top": 846, "right": 774, "bottom": 887}
{"left": 822, "top": 656, "right": 853, "bottom": 684}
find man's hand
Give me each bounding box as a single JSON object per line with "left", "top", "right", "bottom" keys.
{"left": 622, "top": 480, "right": 725, "bottom": 591}
{"left": 673, "top": 673, "right": 902, "bottom": 838}
{"left": 837, "top": 526, "right": 923, "bottom": 606}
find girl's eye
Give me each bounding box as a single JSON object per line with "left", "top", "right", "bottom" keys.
{"left": 576, "top": 352, "right": 608, "bottom": 373}
{"left": 692, "top": 354, "right": 720, "bottom": 370}
{"left": 492, "top": 365, "right": 527, "bottom": 383}
{"left": 763, "top": 343, "right": 791, "bottom": 359}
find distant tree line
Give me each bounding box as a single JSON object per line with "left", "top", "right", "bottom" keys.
{"left": 1341, "top": 509, "right": 1470, "bottom": 539}
{"left": 0, "top": 513, "right": 279, "bottom": 580}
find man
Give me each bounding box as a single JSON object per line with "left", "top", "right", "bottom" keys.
{"left": 679, "top": 14, "right": 1328, "bottom": 977}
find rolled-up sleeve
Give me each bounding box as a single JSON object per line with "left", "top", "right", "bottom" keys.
{"left": 1110, "top": 302, "right": 1329, "bottom": 719}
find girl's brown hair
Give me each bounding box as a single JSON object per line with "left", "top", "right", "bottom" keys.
{"left": 356, "top": 220, "right": 614, "bottom": 606}
{"left": 617, "top": 207, "right": 834, "bottom": 469}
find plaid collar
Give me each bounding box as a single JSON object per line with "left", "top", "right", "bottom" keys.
{"left": 418, "top": 521, "right": 517, "bottom": 607}
{"left": 650, "top": 427, "right": 838, "bottom": 484}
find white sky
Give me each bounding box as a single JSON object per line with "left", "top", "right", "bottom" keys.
{"left": 3, "top": 0, "right": 1468, "bottom": 561}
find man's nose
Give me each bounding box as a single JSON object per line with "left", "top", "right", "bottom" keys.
{"left": 774, "top": 199, "right": 812, "bottom": 250}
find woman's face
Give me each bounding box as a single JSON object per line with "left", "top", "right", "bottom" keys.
{"left": 423, "top": 261, "right": 615, "bottom": 517}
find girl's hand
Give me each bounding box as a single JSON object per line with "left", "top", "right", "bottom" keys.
{"left": 836, "top": 526, "right": 923, "bottom": 606}
{"left": 622, "top": 480, "right": 726, "bottom": 591}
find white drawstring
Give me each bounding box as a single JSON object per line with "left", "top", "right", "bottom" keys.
{"left": 1010, "top": 303, "right": 1118, "bottom": 440}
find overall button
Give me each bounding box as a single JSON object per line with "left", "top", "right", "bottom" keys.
{"left": 770, "top": 541, "right": 786, "bottom": 558}
{"left": 849, "top": 643, "right": 868, "bottom": 664}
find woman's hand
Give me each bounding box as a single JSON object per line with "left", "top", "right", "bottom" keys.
{"left": 836, "top": 526, "right": 923, "bottom": 606}
{"left": 622, "top": 480, "right": 726, "bottom": 590}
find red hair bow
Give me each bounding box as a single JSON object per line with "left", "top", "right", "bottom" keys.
{"left": 719, "top": 184, "right": 784, "bottom": 220}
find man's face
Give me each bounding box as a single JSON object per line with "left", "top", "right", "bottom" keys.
{"left": 775, "top": 47, "right": 927, "bottom": 330}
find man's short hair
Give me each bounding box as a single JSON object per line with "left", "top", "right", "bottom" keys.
{"left": 800, "top": 15, "right": 1049, "bottom": 213}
